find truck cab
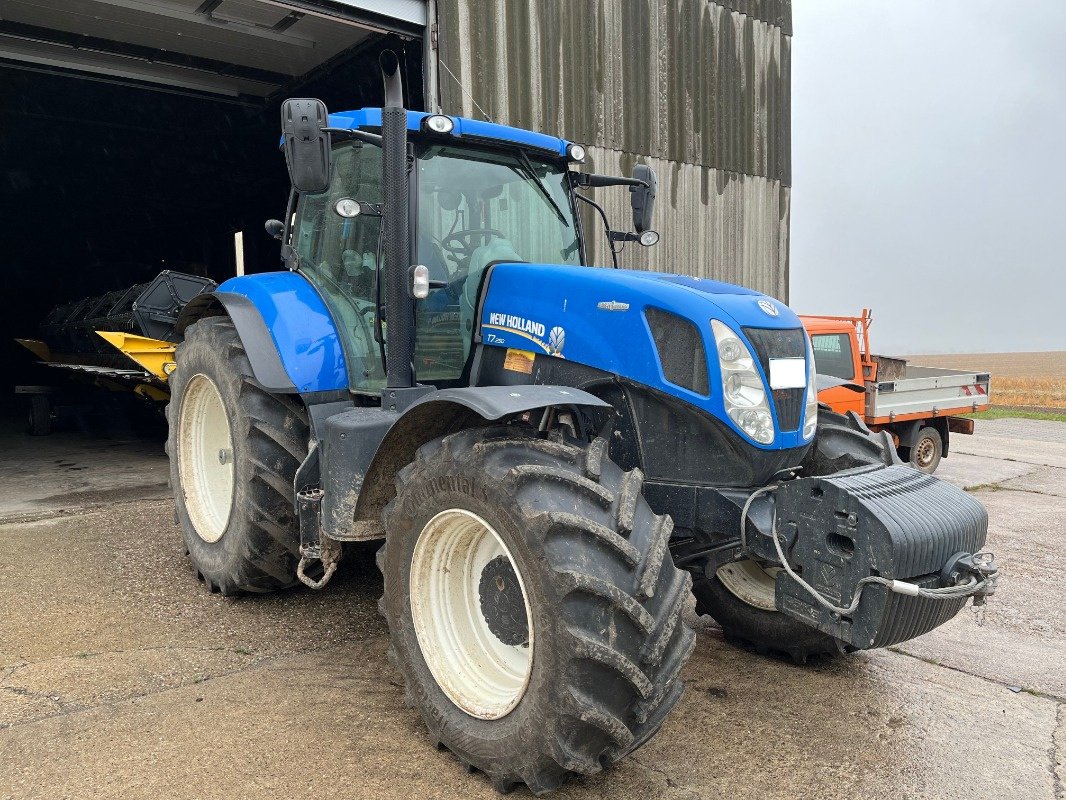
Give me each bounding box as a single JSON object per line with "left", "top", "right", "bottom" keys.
{"left": 801, "top": 312, "right": 872, "bottom": 418}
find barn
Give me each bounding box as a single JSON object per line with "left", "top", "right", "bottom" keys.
{"left": 1, "top": 0, "right": 791, "bottom": 423}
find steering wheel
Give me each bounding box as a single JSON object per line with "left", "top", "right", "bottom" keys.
{"left": 440, "top": 228, "right": 504, "bottom": 259}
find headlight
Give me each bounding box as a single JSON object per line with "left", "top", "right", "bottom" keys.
{"left": 802, "top": 333, "right": 817, "bottom": 440}
{"left": 711, "top": 320, "right": 774, "bottom": 445}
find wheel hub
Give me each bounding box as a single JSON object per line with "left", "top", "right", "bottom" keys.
{"left": 915, "top": 438, "right": 935, "bottom": 467}
{"left": 408, "top": 508, "right": 534, "bottom": 720}
{"left": 479, "top": 556, "right": 529, "bottom": 647}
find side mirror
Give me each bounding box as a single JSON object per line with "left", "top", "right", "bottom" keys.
{"left": 281, "top": 98, "right": 331, "bottom": 194}
{"left": 630, "top": 164, "right": 657, "bottom": 233}
{"left": 264, "top": 219, "right": 284, "bottom": 240}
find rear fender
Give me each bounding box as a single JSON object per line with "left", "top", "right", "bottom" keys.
{"left": 175, "top": 272, "right": 347, "bottom": 395}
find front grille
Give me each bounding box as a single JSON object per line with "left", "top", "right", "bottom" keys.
{"left": 742, "top": 326, "right": 806, "bottom": 431}
{"left": 646, "top": 308, "right": 709, "bottom": 396}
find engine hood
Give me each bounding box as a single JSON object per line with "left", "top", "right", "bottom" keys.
{"left": 476, "top": 262, "right": 812, "bottom": 452}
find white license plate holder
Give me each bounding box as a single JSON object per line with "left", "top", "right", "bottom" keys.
{"left": 769, "top": 358, "right": 806, "bottom": 390}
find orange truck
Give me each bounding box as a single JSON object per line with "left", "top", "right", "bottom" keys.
{"left": 799, "top": 309, "right": 991, "bottom": 473}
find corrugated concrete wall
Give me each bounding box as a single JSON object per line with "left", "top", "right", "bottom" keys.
{"left": 434, "top": 0, "right": 792, "bottom": 301}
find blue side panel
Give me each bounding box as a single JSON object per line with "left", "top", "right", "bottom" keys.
{"left": 323, "top": 108, "right": 571, "bottom": 158}
{"left": 479, "top": 264, "right": 813, "bottom": 451}
{"left": 217, "top": 272, "right": 347, "bottom": 394}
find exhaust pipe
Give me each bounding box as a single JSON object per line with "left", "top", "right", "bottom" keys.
{"left": 380, "top": 50, "right": 415, "bottom": 389}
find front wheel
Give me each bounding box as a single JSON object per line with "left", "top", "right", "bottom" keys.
{"left": 379, "top": 426, "right": 694, "bottom": 794}
{"left": 693, "top": 559, "right": 843, "bottom": 663}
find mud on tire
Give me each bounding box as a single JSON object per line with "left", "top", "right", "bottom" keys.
{"left": 379, "top": 426, "right": 695, "bottom": 794}
{"left": 167, "top": 316, "right": 308, "bottom": 594}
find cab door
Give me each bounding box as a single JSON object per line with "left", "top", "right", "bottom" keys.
{"left": 809, "top": 328, "right": 866, "bottom": 416}
{"left": 290, "top": 143, "right": 386, "bottom": 394}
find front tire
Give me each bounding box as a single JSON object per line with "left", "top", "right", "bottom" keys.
{"left": 692, "top": 562, "right": 841, "bottom": 662}
{"left": 380, "top": 426, "right": 694, "bottom": 794}
{"left": 167, "top": 316, "right": 309, "bottom": 594}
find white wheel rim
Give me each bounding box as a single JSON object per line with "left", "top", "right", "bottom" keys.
{"left": 178, "top": 374, "right": 234, "bottom": 543}
{"left": 409, "top": 509, "right": 534, "bottom": 720}
{"left": 717, "top": 559, "right": 781, "bottom": 612}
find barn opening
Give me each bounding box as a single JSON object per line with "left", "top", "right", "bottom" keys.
{"left": 0, "top": 0, "right": 425, "bottom": 429}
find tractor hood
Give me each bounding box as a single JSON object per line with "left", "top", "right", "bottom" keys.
{"left": 478, "top": 263, "right": 813, "bottom": 452}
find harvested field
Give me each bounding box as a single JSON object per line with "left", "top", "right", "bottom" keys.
{"left": 906, "top": 351, "right": 1066, "bottom": 409}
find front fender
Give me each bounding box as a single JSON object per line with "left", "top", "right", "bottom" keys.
{"left": 320, "top": 385, "right": 610, "bottom": 538}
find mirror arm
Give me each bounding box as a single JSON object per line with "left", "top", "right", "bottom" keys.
{"left": 572, "top": 172, "right": 649, "bottom": 190}
{"left": 573, "top": 192, "right": 619, "bottom": 269}
{"left": 322, "top": 127, "right": 384, "bottom": 146}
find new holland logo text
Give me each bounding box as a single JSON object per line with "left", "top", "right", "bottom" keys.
{"left": 486, "top": 313, "right": 545, "bottom": 338}
{"left": 484, "top": 312, "right": 565, "bottom": 357}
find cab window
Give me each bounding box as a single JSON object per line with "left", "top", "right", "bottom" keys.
{"left": 810, "top": 333, "right": 856, "bottom": 381}
{"left": 413, "top": 144, "right": 580, "bottom": 383}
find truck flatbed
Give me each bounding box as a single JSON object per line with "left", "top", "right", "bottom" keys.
{"left": 867, "top": 364, "right": 991, "bottom": 423}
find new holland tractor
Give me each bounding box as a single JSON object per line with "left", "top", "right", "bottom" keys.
{"left": 167, "top": 55, "right": 998, "bottom": 794}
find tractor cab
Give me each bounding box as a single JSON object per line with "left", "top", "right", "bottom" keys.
{"left": 274, "top": 103, "right": 658, "bottom": 395}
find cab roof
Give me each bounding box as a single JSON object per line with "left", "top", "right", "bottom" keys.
{"left": 326, "top": 108, "right": 573, "bottom": 159}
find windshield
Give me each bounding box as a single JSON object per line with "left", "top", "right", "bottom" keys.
{"left": 412, "top": 144, "right": 581, "bottom": 382}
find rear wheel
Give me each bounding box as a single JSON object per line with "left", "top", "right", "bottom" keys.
{"left": 167, "top": 316, "right": 309, "bottom": 594}
{"left": 380, "top": 426, "right": 695, "bottom": 794}
{"left": 908, "top": 426, "right": 943, "bottom": 473}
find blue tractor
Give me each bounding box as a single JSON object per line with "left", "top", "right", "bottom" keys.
{"left": 169, "top": 56, "right": 997, "bottom": 794}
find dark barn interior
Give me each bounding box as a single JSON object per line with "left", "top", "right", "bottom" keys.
{"left": 0, "top": 0, "right": 423, "bottom": 420}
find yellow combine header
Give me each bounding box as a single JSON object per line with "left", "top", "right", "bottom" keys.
{"left": 95, "top": 332, "right": 176, "bottom": 382}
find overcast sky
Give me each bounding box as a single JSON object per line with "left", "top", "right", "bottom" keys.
{"left": 789, "top": 1, "right": 1066, "bottom": 354}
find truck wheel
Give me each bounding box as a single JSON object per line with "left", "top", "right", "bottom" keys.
{"left": 28, "top": 395, "right": 53, "bottom": 436}
{"left": 692, "top": 561, "right": 842, "bottom": 663}
{"left": 379, "top": 426, "right": 695, "bottom": 794}
{"left": 167, "top": 316, "right": 308, "bottom": 594}
{"left": 909, "top": 427, "right": 943, "bottom": 473}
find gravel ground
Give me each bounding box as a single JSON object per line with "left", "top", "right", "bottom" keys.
{"left": 1, "top": 418, "right": 1063, "bottom": 799}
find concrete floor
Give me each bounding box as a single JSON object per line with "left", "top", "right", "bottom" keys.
{"left": 0, "top": 418, "right": 1063, "bottom": 799}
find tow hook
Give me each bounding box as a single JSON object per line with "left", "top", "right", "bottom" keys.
{"left": 941, "top": 551, "right": 999, "bottom": 606}
{"left": 296, "top": 487, "right": 340, "bottom": 590}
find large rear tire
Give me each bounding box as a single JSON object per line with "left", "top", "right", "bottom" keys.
{"left": 380, "top": 426, "right": 695, "bottom": 794}
{"left": 167, "top": 316, "right": 309, "bottom": 594}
